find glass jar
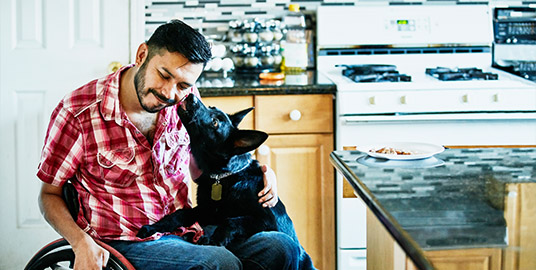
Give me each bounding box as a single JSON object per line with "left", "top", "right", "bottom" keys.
{"left": 271, "top": 44, "right": 282, "bottom": 67}
{"left": 228, "top": 20, "right": 243, "bottom": 43}
{"left": 258, "top": 23, "right": 274, "bottom": 42}
{"left": 242, "top": 22, "right": 258, "bottom": 43}
{"left": 244, "top": 47, "right": 259, "bottom": 68}
{"left": 260, "top": 46, "right": 275, "bottom": 66}
{"left": 230, "top": 44, "right": 245, "bottom": 68}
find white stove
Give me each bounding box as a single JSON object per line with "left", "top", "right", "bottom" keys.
{"left": 317, "top": 4, "right": 536, "bottom": 270}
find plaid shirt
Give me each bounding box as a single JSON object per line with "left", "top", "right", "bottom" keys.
{"left": 37, "top": 65, "right": 198, "bottom": 241}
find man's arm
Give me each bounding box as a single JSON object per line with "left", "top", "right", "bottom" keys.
{"left": 39, "top": 182, "right": 109, "bottom": 270}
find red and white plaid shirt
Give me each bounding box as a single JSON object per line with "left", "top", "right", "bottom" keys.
{"left": 37, "top": 65, "right": 199, "bottom": 241}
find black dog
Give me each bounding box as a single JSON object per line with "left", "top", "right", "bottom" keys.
{"left": 137, "top": 94, "right": 315, "bottom": 269}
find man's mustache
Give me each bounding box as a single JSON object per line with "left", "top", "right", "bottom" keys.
{"left": 149, "top": 89, "right": 176, "bottom": 105}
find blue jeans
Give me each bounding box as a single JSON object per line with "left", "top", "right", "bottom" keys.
{"left": 107, "top": 231, "right": 309, "bottom": 270}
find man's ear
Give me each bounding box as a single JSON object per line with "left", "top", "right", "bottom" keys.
{"left": 229, "top": 107, "right": 254, "bottom": 127}
{"left": 135, "top": 43, "right": 149, "bottom": 67}
{"left": 232, "top": 130, "right": 268, "bottom": 155}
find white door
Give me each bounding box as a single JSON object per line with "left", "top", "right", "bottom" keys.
{"left": 0, "top": 0, "right": 137, "bottom": 268}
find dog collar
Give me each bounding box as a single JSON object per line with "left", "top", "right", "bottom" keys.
{"left": 209, "top": 159, "right": 252, "bottom": 181}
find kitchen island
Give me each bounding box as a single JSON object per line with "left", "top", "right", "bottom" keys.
{"left": 330, "top": 147, "right": 536, "bottom": 270}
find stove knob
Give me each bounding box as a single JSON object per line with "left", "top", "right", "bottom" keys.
{"left": 289, "top": 109, "right": 302, "bottom": 121}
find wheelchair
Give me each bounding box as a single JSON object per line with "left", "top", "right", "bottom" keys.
{"left": 24, "top": 181, "right": 136, "bottom": 270}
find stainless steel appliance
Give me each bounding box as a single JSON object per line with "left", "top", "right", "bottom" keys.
{"left": 316, "top": 5, "right": 536, "bottom": 270}
{"left": 492, "top": 6, "right": 536, "bottom": 81}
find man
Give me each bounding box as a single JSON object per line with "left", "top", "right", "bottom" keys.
{"left": 38, "top": 20, "right": 302, "bottom": 269}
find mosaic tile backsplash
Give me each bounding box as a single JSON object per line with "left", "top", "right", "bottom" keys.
{"left": 144, "top": 0, "right": 535, "bottom": 39}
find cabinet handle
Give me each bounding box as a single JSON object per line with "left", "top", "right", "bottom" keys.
{"left": 368, "top": 96, "right": 376, "bottom": 105}
{"left": 289, "top": 109, "right": 302, "bottom": 121}
{"left": 257, "top": 145, "right": 270, "bottom": 156}
{"left": 462, "top": 94, "right": 470, "bottom": 103}
{"left": 400, "top": 95, "right": 407, "bottom": 104}
{"left": 493, "top": 93, "right": 500, "bottom": 102}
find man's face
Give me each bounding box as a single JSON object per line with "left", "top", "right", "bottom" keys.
{"left": 134, "top": 49, "right": 204, "bottom": 113}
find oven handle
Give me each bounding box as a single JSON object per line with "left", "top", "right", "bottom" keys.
{"left": 341, "top": 112, "right": 536, "bottom": 124}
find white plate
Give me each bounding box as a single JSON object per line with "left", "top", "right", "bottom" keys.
{"left": 355, "top": 142, "right": 445, "bottom": 160}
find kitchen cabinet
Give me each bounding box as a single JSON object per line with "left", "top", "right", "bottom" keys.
{"left": 202, "top": 94, "right": 335, "bottom": 270}
{"left": 367, "top": 209, "right": 502, "bottom": 270}
{"left": 494, "top": 183, "right": 536, "bottom": 270}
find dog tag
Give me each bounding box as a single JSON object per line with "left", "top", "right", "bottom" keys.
{"left": 211, "top": 182, "right": 222, "bottom": 201}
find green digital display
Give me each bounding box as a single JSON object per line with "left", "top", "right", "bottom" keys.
{"left": 397, "top": 20, "right": 409, "bottom": 25}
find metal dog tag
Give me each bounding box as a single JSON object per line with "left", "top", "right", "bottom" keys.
{"left": 211, "top": 182, "right": 222, "bottom": 201}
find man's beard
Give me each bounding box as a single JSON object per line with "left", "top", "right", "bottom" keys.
{"left": 133, "top": 61, "right": 164, "bottom": 113}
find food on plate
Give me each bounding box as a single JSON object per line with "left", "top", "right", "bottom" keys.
{"left": 371, "top": 147, "right": 416, "bottom": 155}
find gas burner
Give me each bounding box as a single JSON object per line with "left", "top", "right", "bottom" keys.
{"left": 337, "top": 64, "right": 412, "bottom": 83}
{"left": 426, "top": 67, "right": 499, "bottom": 81}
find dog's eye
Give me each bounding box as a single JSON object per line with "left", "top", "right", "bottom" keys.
{"left": 212, "top": 118, "right": 219, "bottom": 128}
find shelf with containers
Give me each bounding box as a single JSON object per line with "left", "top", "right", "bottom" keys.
{"left": 228, "top": 18, "right": 284, "bottom": 73}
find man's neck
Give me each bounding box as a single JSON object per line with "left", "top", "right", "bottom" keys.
{"left": 119, "top": 66, "right": 158, "bottom": 145}
{"left": 119, "top": 66, "right": 146, "bottom": 115}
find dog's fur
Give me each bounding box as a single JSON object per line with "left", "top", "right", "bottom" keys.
{"left": 136, "top": 94, "right": 314, "bottom": 269}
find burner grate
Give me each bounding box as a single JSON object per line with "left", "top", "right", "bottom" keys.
{"left": 338, "top": 64, "right": 412, "bottom": 83}
{"left": 426, "top": 67, "right": 499, "bottom": 81}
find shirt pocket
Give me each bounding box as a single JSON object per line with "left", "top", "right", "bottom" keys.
{"left": 96, "top": 146, "right": 138, "bottom": 187}
{"left": 159, "top": 129, "right": 190, "bottom": 177}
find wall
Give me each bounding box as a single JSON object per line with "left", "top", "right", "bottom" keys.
{"left": 144, "top": 0, "right": 535, "bottom": 39}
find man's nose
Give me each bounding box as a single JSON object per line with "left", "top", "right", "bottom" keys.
{"left": 161, "top": 83, "right": 180, "bottom": 102}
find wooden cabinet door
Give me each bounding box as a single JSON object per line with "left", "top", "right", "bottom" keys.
{"left": 368, "top": 208, "right": 501, "bottom": 270}
{"left": 256, "top": 133, "right": 335, "bottom": 270}
{"left": 201, "top": 96, "right": 255, "bottom": 129}
{"left": 503, "top": 183, "right": 536, "bottom": 270}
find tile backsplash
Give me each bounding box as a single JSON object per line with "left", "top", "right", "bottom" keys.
{"left": 144, "top": 0, "right": 534, "bottom": 39}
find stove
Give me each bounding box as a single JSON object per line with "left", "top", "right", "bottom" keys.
{"left": 316, "top": 4, "right": 536, "bottom": 270}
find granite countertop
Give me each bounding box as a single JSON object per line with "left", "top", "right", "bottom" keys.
{"left": 195, "top": 71, "right": 336, "bottom": 97}
{"left": 330, "top": 147, "right": 536, "bottom": 270}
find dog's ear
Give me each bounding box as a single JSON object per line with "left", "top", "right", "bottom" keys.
{"left": 229, "top": 107, "right": 254, "bottom": 127}
{"left": 232, "top": 130, "right": 268, "bottom": 155}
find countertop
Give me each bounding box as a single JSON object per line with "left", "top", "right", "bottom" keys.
{"left": 330, "top": 147, "right": 536, "bottom": 270}
{"left": 195, "top": 71, "right": 336, "bottom": 97}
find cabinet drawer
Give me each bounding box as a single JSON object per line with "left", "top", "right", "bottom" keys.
{"left": 201, "top": 96, "right": 254, "bottom": 129}
{"left": 255, "top": 94, "right": 333, "bottom": 134}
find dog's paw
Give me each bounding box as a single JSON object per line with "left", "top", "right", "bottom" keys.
{"left": 137, "top": 225, "right": 156, "bottom": 238}
{"left": 208, "top": 232, "right": 232, "bottom": 247}
{"left": 196, "top": 235, "right": 211, "bottom": 245}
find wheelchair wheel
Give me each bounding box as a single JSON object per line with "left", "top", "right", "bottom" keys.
{"left": 25, "top": 238, "right": 135, "bottom": 270}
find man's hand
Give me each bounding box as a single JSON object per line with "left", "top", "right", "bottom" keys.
{"left": 258, "top": 164, "right": 278, "bottom": 208}
{"left": 39, "top": 182, "right": 109, "bottom": 270}
{"left": 72, "top": 235, "right": 110, "bottom": 270}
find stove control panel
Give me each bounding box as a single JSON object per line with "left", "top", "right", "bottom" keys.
{"left": 494, "top": 7, "right": 536, "bottom": 44}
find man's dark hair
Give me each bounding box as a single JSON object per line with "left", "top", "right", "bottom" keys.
{"left": 146, "top": 19, "right": 212, "bottom": 65}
